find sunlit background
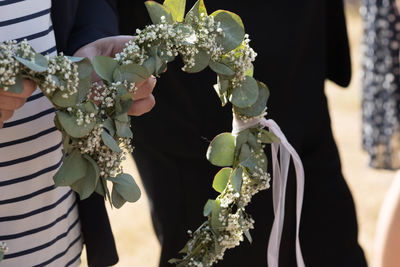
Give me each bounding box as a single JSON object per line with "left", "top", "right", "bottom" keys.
{"left": 81, "top": 1, "right": 398, "bottom": 266}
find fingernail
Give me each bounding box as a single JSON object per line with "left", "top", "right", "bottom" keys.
{"left": 151, "top": 76, "right": 157, "bottom": 85}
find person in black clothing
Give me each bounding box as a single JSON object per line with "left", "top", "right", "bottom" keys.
{"left": 117, "top": 0, "right": 367, "bottom": 266}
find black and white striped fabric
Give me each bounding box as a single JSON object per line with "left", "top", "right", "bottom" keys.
{"left": 0, "top": 0, "right": 82, "bottom": 266}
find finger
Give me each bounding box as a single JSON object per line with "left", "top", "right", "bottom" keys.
{"left": 127, "top": 94, "right": 155, "bottom": 116}
{"left": 0, "top": 95, "right": 25, "bottom": 110}
{"left": 0, "top": 110, "right": 14, "bottom": 122}
{"left": 134, "top": 76, "right": 156, "bottom": 100}
{"left": 0, "top": 79, "right": 36, "bottom": 98}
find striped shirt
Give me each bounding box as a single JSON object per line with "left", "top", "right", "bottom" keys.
{"left": 0, "top": 1, "right": 82, "bottom": 266}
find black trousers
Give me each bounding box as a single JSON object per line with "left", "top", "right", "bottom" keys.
{"left": 132, "top": 92, "right": 367, "bottom": 267}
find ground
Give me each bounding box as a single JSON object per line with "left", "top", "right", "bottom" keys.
{"left": 81, "top": 4, "right": 397, "bottom": 266}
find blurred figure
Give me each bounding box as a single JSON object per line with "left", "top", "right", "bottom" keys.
{"left": 362, "top": 0, "right": 400, "bottom": 266}
{"left": 118, "top": 1, "right": 367, "bottom": 266}
{"left": 361, "top": 0, "right": 400, "bottom": 169}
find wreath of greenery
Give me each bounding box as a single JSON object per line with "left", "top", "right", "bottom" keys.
{"left": 0, "top": 0, "right": 281, "bottom": 265}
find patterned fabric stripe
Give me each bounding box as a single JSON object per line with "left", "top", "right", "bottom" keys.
{"left": 40, "top": 45, "right": 56, "bottom": 55}
{"left": 27, "top": 92, "right": 44, "bottom": 102}
{"left": 0, "top": 127, "right": 57, "bottom": 148}
{"left": 0, "top": 185, "right": 55, "bottom": 205}
{"left": 0, "top": 200, "right": 77, "bottom": 240}
{"left": 2, "top": 107, "right": 55, "bottom": 128}
{"left": 0, "top": 0, "right": 25, "bottom": 6}
{"left": 0, "top": 190, "right": 72, "bottom": 222}
{"left": 4, "top": 217, "right": 79, "bottom": 259}
{"left": 0, "top": 158, "right": 62, "bottom": 186}
{"left": 65, "top": 251, "right": 82, "bottom": 267}
{"left": 0, "top": 8, "right": 50, "bottom": 27}
{"left": 33, "top": 234, "right": 82, "bottom": 267}
{"left": 15, "top": 25, "right": 53, "bottom": 42}
{"left": 0, "top": 141, "right": 62, "bottom": 167}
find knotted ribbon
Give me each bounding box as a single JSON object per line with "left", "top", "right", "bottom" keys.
{"left": 232, "top": 116, "right": 305, "bottom": 267}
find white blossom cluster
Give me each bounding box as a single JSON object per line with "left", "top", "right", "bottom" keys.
{"left": 182, "top": 160, "right": 269, "bottom": 266}
{"left": 0, "top": 40, "right": 25, "bottom": 90}
{"left": 116, "top": 14, "right": 224, "bottom": 71}
{"left": 78, "top": 124, "right": 133, "bottom": 178}
{"left": 42, "top": 54, "right": 79, "bottom": 97}
{"left": 0, "top": 241, "right": 8, "bottom": 254}
{"left": 223, "top": 34, "right": 257, "bottom": 87}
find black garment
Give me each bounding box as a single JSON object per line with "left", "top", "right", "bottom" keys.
{"left": 118, "top": 0, "right": 367, "bottom": 266}
{"left": 51, "top": 1, "right": 119, "bottom": 266}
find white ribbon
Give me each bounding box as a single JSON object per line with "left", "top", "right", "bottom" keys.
{"left": 232, "top": 116, "right": 305, "bottom": 267}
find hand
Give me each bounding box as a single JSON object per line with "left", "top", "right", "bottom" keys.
{"left": 74, "top": 36, "right": 156, "bottom": 116}
{"left": 0, "top": 80, "right": 36, "bottom": 129}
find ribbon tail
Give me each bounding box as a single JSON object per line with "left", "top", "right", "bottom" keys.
{"left": 262, "top": 119, "right": 306, "bottom": 267}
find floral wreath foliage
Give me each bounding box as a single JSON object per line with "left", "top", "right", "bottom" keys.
{"left": 0, "top": 0, "right": 280, "bottom": 265}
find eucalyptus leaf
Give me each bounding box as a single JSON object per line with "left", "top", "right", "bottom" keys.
{"left": 53, "top": 149, "right": 87, "bottom": 186}
{"left": 238, "top": 143, "right": 251, "bottom": 163}
{"left": 244, "top": 229, "right": 253, "bottom": 243}
{"left": 240, "top": 155, "right": 257, "bottom": 173}
{"left": 256, "top": 151, "right": 268, "bottom": 171}
{"left": 83, "top": 101, "right": 98, "bottom": 114}
{"left": 101, "top": 130, "right": 122, "bottom": 152}
{"left": 245, "top": 64, "right": 254, "bottom": 77}
{"left": 115, "top": 120, "right": 133, "bottom": 138}
{"left": 185, "top": 0, "right": 207, "bottom": 22}
{"left": 158, "top": 46, "right": 175, "bottom": 63}
{"left": 56, "top": 111, "right": 95, "bottom": 138}
{"left": 142, "top": 56, "right": 156, "bottom": 75}
{"left": 168, "top": 259, "right": 183, "bottom": 264}
{"left": 7, "top": 73, "right": 24, "bottom": 94}
{"left": 209, "top": 61, "right": 235, "bottom": 79}
{"left": 95, "top": 178, "right": 106, "bottom": 197}
{"left": 145, "top": 1, "right": 174, "bottom": 24}
{"left": 206, "top": 133, "right": 235, "bottom": 167}
{"left": 203, "top": 199, "right": 215, "bottom": 217}
{"left": 102, "top": 118, "right": 116, "bottom": 136}
{"left": 213, "top": 83, "right": 228, "bottom": 107}
{"left": 115, "top": 96, "right": 133, "bottom": 115}
{"left": 52, "top": 91, "right": 78, "bottom": 108}
{"left": 184, "top": 49, "right": 211, "bottom": 73}
{"left": 212, "top": 168, "right": 232, "bottom": 193}
{"left": 70, "top": 154, "right": 99, "bottom": 200}
{"left": 234, "top": 81, "right": 269, "bottom": 117}
{"left": 259, "top": 129, "right": 280, "bottom": 144}
{"left": 231, "top": 167, "right": 243, "bottom": 193}
{"left": 108, "top": 173, "right": 141, "bottom": 203}
{"left": 163, "top": 0, "right": 186, "bottom": 22}
{"left": 83, "top": 154, "right": 100, "bottom": 181}
{"left": 114, "top": 63, "right": 150, "bottom": 83}
{"left": 211, "top": 199, "right": 222, "bottom": 232}
{"left": 14, "top": 54, "right": 48, "bottom": 72}
{"left": 247, "top": 133, "right": 261, "bottom": 151}
{"left": 211, "top": 10, "right": 245, "bottom": 53}
{"left": 77, "top": 75, "right": 92, "bottom": 102}
{"left": 234, "top": 129, "right": 249, "bottom": 157}
{"left": 0, "top": 250, "right": 3, "bottom": 261}
{"left": 230, "top": 76, "right": 259, "bottom": 108}
{"left": 114, "top": 113, "right": 129, "bottom": 123}
{"left": 111, "top": 186, "right": 127, "bottom": 209}
{"left": 66, "top": 56, "right": 84, "bottom": 63}
{"left": 93, "top": 56, "right": 118, "bottom": 83}
{"left": 77, "top": 57, "right": 93, "bottom": 79}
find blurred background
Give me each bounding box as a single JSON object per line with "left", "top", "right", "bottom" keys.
{"left": 81, "top": 1, "right": 398, "bottom": 266}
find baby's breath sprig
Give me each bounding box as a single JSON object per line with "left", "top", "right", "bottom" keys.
{"left": 0, "top": 0, "right": 280, "bottom": 265}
